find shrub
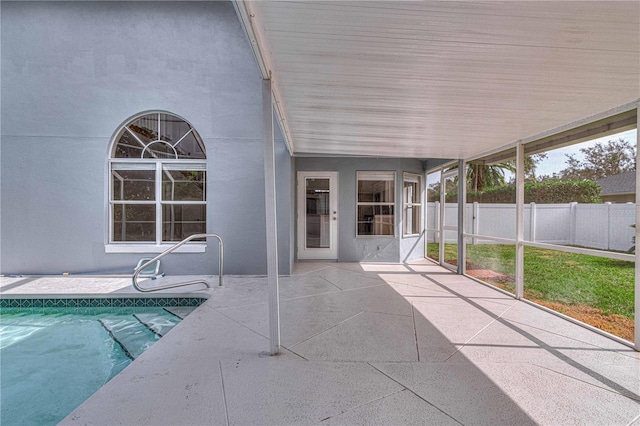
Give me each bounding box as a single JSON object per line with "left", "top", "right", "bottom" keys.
{"left": 463, "top": 180, "right": 602, "bottom": 204}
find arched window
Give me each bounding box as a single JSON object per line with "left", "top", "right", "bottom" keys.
{"left": 108, "top": 112, "right": 206, "bottom": 246}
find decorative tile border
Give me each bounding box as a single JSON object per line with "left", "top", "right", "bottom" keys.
{"left": 0, "top": 297, "right": 206, "bottom": 309}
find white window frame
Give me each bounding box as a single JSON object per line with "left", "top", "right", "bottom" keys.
{"left": 356, "top": 171, "right": 396, "bottom": 237}
{"left": 403, "top": 173, "right": 423, "bottom": 237}
{"left": 105, "top": 112, "right": 207, "bottom": 253}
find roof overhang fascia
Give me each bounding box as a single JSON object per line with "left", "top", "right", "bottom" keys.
{"left": 234, "top": 2, "right": 637, "bottom": 163}
{"left": 467, "top": 99, "right": 640, "bottom": 165}
{"left": 232, "top": 1, "right": 294, "bottom": 155}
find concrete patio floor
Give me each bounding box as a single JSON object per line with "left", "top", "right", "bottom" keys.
{"left": 4, "top": 260, "right": 639, "bottom": 425}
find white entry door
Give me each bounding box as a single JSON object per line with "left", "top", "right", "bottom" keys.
{"left": 297, "top": 171, "right": 339, "bottom": 260}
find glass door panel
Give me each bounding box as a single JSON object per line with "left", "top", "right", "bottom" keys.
{"left": 297, "top": 171, "right": 339, "bottom": 260}
{"left": 305, "top": 178, "right": 330, "bottom": 248}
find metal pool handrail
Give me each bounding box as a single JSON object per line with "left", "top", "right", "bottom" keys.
{"left": 132, "top": 233, "right": 224, "bottom": 292}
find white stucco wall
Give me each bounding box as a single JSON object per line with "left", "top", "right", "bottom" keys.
{"left": 1, "top": 1, "right": 293, "bottom": 275}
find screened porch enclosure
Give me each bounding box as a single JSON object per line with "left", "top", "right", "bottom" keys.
{"left": 425, "top": 111, "right": 638, "bottom": 346}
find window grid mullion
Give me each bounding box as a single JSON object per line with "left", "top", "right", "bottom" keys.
{"left": 160, "top": 201, "right": 207, "bottom": 205}
{"left": 155, "top": 162, "right": 162, "bottom": 245}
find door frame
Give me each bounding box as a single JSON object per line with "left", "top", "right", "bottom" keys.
{"left": 297, "top": 171, "right": 339, "bottom": 260}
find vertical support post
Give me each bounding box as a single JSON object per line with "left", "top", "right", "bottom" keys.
{"left": 439, "top": 188, "right": 445, "bottom": 264}
{"left": 569, "top": 202, "right": 578, "bottom": 246}
{"left": 433, "top": 200, "right": 440, "bottom": 258}
{"left": 635, "top": 106, "right": 639, "bottom": 350}
{"left": 530, "top": 202, "right": 536, "bottom": 242}
{"left": 263, "top": 78, "right": 280, "bottom": 355}
{"left": 515, "top": 143, "right": 525, "bottom": 299}
{"left": 458, "top": 160, "right": 466, "bottom": 275}
{"left": 472, "top": 201, "right": 479, "bottom": 245}
{"left": 606, "top": 202, "right": 612, "bottom": 251}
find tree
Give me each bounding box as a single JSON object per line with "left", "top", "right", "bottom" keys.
{"left": 523, "top": 153, "right": 547, "bottom": 183}
{"left": 429, "top": 150, "right": 566, "bottom": 200}
{"left": 466, "top": 162, "right": 514, "bottom": 192}
{"left": 468, "top": 153, "right": 548, "bottom": 191}
{"left": 556, "top": 138, "right": 636, "bottom": 181}
{"left": 427, "top": 181, "right": 441, "bottom": 202}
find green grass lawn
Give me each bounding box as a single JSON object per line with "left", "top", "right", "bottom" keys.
{"left": 427, "top": 243, "right": 634, "bottom": 320}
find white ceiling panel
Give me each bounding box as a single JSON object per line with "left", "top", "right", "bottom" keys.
{"left": 243, "top": 1, "right": 639, "bottom": 159}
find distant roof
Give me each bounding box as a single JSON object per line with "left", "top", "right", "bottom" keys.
{"left": 596, "top": 171, "right": 636, "bottom": 196}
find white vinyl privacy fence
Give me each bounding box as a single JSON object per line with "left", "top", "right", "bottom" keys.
{"left": 427, "top": 202, "right": 636, "bottom": 252}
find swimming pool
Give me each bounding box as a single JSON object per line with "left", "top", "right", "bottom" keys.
{"left": 0, "top": 298, "right": 204, "bottom": 426}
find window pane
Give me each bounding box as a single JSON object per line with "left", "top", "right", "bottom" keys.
{"left": 404, "top": 205, "right": 421, "bottom": 235}
{"left": 358, "top": 180, "right": 395, "bottom": 203}
{"left": 523, "top": 247, "right": 634, "bottom": 342}
{"left": 443, "top": 174, "right": 458, "bottom": 230}
{"left": 357, "top": 205, "right": 394, "bottom": 236}
{"left": 112, "top": 204, "right": 156, "bottom": 241}
{"left": 427, "top": 231, "right": 439, "bottom": 261}
{"left": 404, "top": 180, "right": 418, "bottom": 204}
{"left": 143, "top": 141, "right": 176, "bottom": 159}
{"left": 443, "top": 229, "right": 458, "bottom": 266}
{"left": 162, "top": 170, "right": 206, "bottom": 201}
{"left": 113, "top": 129, "right": 145, "bottom": 158}
{"left": 522, "top": 129, "right": 636, "bottom": 254}
{"left": 159, "top": 113, "right": 191, "bottom": 145}
{"left": 465, "top": 238, "right": 516, "bottom": 295}
{"left": 426, "top": 171, "right": 441, "bottom": 204}
{"left": 128, "top": 114, "right": 158, "bottom": 144}
{"left": 520, "top": 128, "right": 637, "bottom": 342}
{"left": 158, "top": 114, "right": 205, "bottom": 159}
{"left": 466, "top": 148, "right": 516, "bottom": 240}
{"left": 111, "top": 170, "right": 155, "bottom": 201}
{"left": 162, "top": 204, "right": 206, "bottom": 242}
{"left": 426, "top": 170, "right": 441, "bottom": 262}
{"left": 306, "top": 178, "right": 330, "bottom": 248}
{"left": 174, "top": 132, "right": 206, "bottom": 159}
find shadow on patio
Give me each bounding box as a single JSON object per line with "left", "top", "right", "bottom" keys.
{"left": 62, "top": 261, "right": 639, "bottom": 425}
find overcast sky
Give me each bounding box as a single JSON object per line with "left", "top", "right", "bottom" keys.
{"left": 534, "top": 129, "right": 637, "bottom": 178}
{"left": 426, "top": 128, "right": 638, "bottom": 188}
